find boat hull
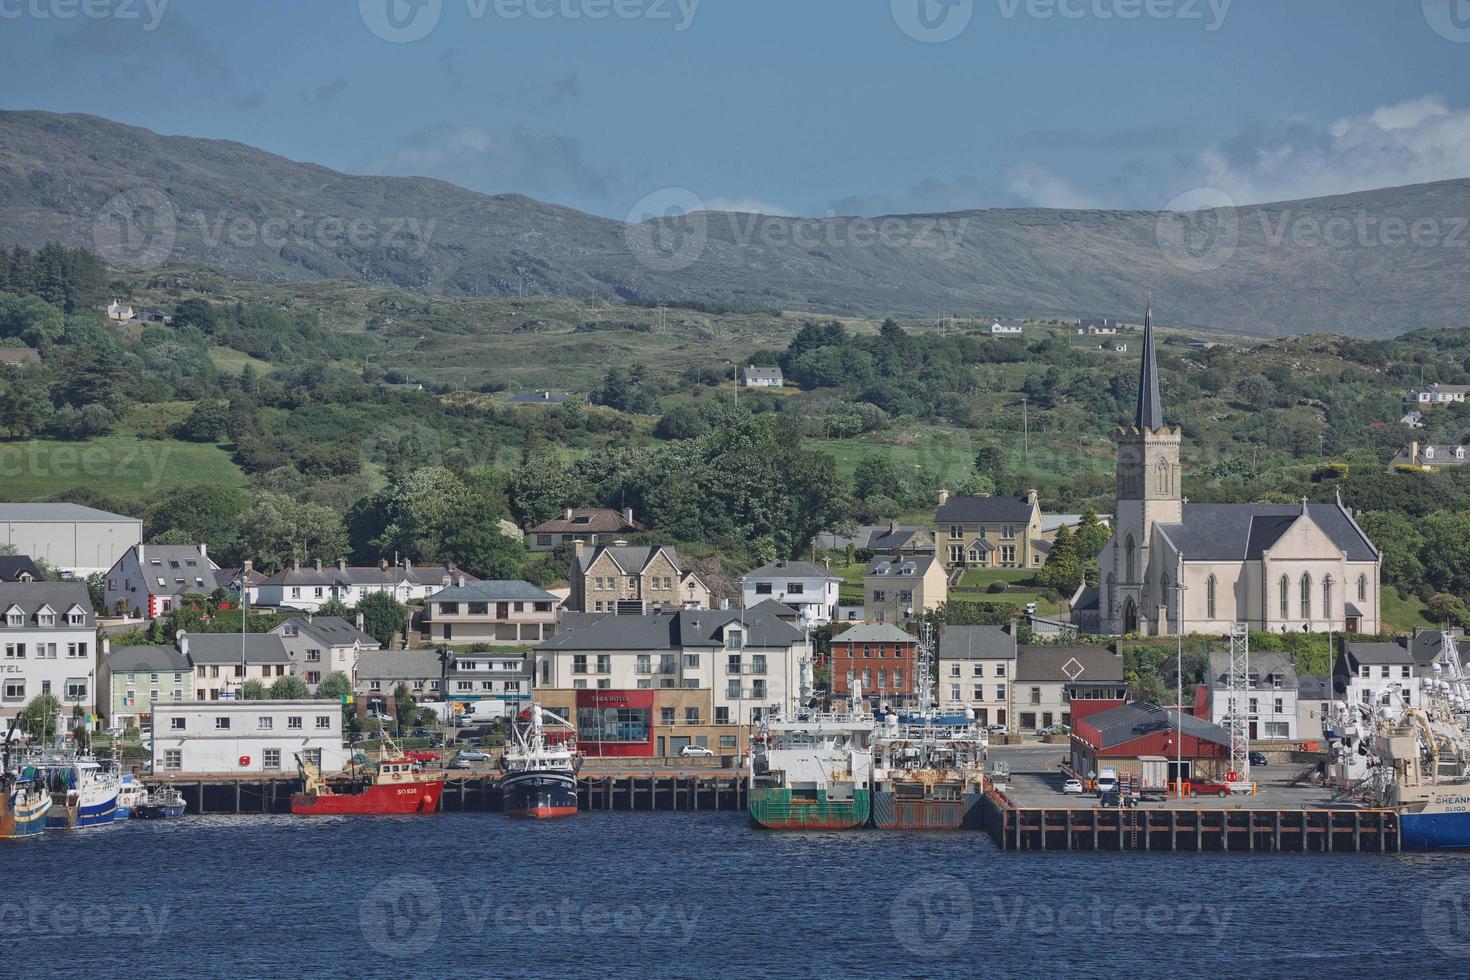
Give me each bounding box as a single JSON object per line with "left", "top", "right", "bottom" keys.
{"left": 1400, "top": 810, "right": 1470, "bottom": 850}
{"left": 502, "top": 769, "right": 577, "bottom": 819}
{"left": 872, "top": 789, "right": 984, "bottom": 830}
{"left": 290, "top": 778, "right": 445, "bottom": 816}
{"left": 0, "top": 794, "right": 52, "bottom": 839}
{"left": 748, "top": 786, "right": 871, "bottom": 830}
{"left": 45, "top": 794, "right": 115, "bottom": 830}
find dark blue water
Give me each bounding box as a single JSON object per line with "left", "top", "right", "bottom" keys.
{"left": 2, "top": 813, "right": 1468, "bottom": 978}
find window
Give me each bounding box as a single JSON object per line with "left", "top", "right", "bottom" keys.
{"left": 683, "top": 654, "right": 700, "bottom": 668}
{"left": 215, "top": 717, "right": 231, "bottom": 730}
{"left": 67, "top": 609, "right": 85, "bottom": 625}
{"left": 1300, "top": 574, "right": 1312, "bottom": 619}
{"left": 950, "top": 683, "right": 960, "bottom": 701}
{"left": 751, "top": 654, "right": 766, "bottom": 674}
{"left": 684, "top": 707, "right": 699, "bottom": 724}
{"left": 572, "top": 655, "right": 588, "bottom": 674}
{"left": 170, "top": 717, "right": 185, "bottom": 730}
{"left": 164, "top": 750, "right": 181, "bottom": 771}
{"left": 1358, "top": 574, "right": 1367, "bottom": 603}
{"left": 891, "top": 669, "right": 902, "bottom": 690}
{"left": 2, "top": 679, "right": 24, "bottom": 701}
{"left": 1279, "top": 576, "right": 1289, "bottom": 620}
{"left": 636, "top": 654, "right": 652, "bottom": 674}
{"left": 1206, "top": 575, "right": 1217, "bottom": 620}
{"left": 727, "top": 629, "right": 743, "bottom": 651}
{"left": 872, "top": 590, "right": 886, "bottom": 603}
{"left": 755, "top": 582, "right": 772, "bottom": 595}
{"left": 995, "top": 664, "right": 1006, "bottom": 677}
{"left": 596, "top": 655, "right": 611, "bottom": 674}
{"left": 305, "top": 649, "right": 322, "bottom": 662}
{"left": 1273, "top": 698, "right": 1284, "bottom": 714}
{"left": 65, "top": 680, "right": 87, "bottom": 700}
{"left": 996, "top": 684, "right": 1006, "bottom": 701}
{"left": 3, "top": 643, "right": 22, "bottom": 659}
{"left": 1002, "top": 525, "right": 1016, "bottom": 539}
{"left": 288, "top": 716, "right": 303, "bottom": 730}
{"left": 661, "top": 707, "right": 675, "bottom": 725}
{"left": 878, "top": 669, "right": 887, "bottom": 689}
{"left": 786, "top": 582, "right": 804, "bottom": 595}
{"left": 720, "top": 735, "right": 737, "bottom": 749}
{"left": 948, "top": 545, "right": 963, "bottom": 563}
{"left": 1000, "top": 545, "right": 1016, "bottom": 565}
{"left": 950, "top": 664, "right": 961, "bottom": 677}
{"left": 259, "top": 716, "right": 274, "bottom": 730}
{"left": 305, "top": 672, "right": 321, "bottom": 685}
{"left": 949, "top": 525, "right": 963, "bottom": 539}
{"left": 972, "top": 685, "right": 983, "bottom": 700}
{"left": 263, "top": 749, "right": 281, "bottom": 770}
{"left": 316, "top": 716, "right": 331, "bottom": 729}
{"left": 1030, "top": 686, "right": 1041, "bottom": 705}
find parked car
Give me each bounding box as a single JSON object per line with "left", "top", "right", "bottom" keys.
{"left": 985, "top": 724, "right": 1008, "bottom": 735}
{"left": 404, "top": 750, "right": 440, "bottom": 764}
{"left": 1185, "top": 777, "right": 1231, "bottom": 798}
{"left": 453, "top": 749, "right": 490, "bottom": 763}
{"left": 1062, "top": 778, "right": 1084, "bottom": 795}
{"left": 1249, "top": 751, "right": 1269, "bottom": 767}
{"left": 679, "top": 744, "right": 715, "bottom": 757}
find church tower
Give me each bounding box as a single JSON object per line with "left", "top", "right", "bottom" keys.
{"left": 1108, "top": 306, "right": 1182, "bottom": 633}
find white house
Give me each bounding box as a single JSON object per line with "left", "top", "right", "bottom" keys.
{"left": 1206, "top": 648, "right": 1299, "bottom": 741}
{"left": 104, "top": 542, "right": 226, "bottom": 619}
{"left": 1405, "top": 383, "right": 1470, "bottom": 404}
{"left": 150, "top": 699, "right": 350, "bottom": 776}
{"left": 106, "top": 300, "right": 134, "bottom": 322}
{"left": 271, "top": 615, "right": 382, "bottom": 691}
{"left": 742, "top": 365, "right": 784, "bottom": 388}
{"left": 180, "top": 632, "right": 292, "bottom": 701}
{"left": 990, "top": 321, "right": 1024, "bottom": 336}
{"left": 0, "top": 582, "right": 96, "bottom": 723}
{"left": 937, "top": 624, "right": 1016, "bottom": 726}
{"left": 1333, "top": 642, "right": 1425, "bottom": 712}
{"left": 248, "top": 558, "right": 475, "bottom": 612}
{"left": 740, "top": 560, "right": 840, "bottom": 627}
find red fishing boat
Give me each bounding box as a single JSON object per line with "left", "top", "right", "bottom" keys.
{"left": 290, "top": 732, "right": 445, "bottom": 816}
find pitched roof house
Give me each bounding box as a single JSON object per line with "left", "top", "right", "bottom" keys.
{"left": 104, "top": 543, "right": 226, "bottom": 619}
{"left": 528, "top": 507, "right": 643, "bottom": 551}
{"left": 568, "top": 541, "right": 710, "bottom": 614}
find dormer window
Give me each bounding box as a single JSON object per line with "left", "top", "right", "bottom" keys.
{"left": 35, "top": 606, "right": 55, "bottom": 627}
{"left": 66, "top": 606, "right": 86, "bottom": 626}
{"left": 572, "top": 516, "right": 591, "bottom": 525}
{"left": 1425, "top": 447, "right": 1436, "bottom": 460}
{"left": 1458, "top": 448, "right": 1465, "bottom": 460}
{"left": 6, "top": 606, "right": 24, "bottom": 627}
{"left": 727, "top": 628, "right": 744, "bottom": 651}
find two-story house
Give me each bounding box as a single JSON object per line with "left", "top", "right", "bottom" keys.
{"left": 0, "top": 582, "right": 96, "bottom": 723}
{"left": 104, "top": 543, "right": 226, "bottom": 619}
{"left": 527, "top": 508, "right": 643, "bottom": 552}
{"left": 249, "top": 559, "right": 477, "bottom": 612}
{"left": 1390, "top": 441, "right": 1470, "bottom": 469}
{"left": 1205, "top": 648, "right": 1298, "bottom": 741}
{"left": 863, "top": 554, "right": 946, "bottom": 625}
{"left": 355, "top": 649, "right": 444, "bottom": 707}
{"left": 568, "top": 541, "right": 710, "bottom": 614}
{"left": 828, "top": 623, "right": 918, "bottom": 705}
{"left": 1332, "top": 641, "right": 1423, "bottom": 711}
{"left": 271, "top": 615, "right": 382, "bottom": 691}
{"left": 937, "top": 624, "right": 1017, "bottom": 727}
{"left": 534, "top": 608, "right": 805, "bottom": 757}
{"left": 934, "top": 489, "right": 1046, "bottom": 570}
{"left": 99, "top": 643, "right": 192, "bottom": 730}
{"left": 740, "top": 560, "right": 841, "bottom": 628}
{"left": 181, "top": 633, "right": 292, "bottom": 701}
{"left": 421, "top": 580, "right": 560, "bottom": 645}
{"left": 1014, "top": 644, "right": 1126, "bottom": 733}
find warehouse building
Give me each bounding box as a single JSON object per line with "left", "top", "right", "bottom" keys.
{"left": 0, "top": 503, "right": 142, "bottom": 577}
{"left": 1069, "top": 701, "right": 1231, "bottom": 784}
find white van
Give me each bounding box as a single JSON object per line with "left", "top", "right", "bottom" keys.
{"left": 1095, "top": 767, "right": 1118, "bottom": 796}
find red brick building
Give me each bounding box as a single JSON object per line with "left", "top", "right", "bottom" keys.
{"left": 829, "top": 623, "right": 919, "bottom": 706}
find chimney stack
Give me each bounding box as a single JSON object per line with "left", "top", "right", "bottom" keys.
{"left": 197, "top": 543, "right": 207, "bottom": 559}
{"left": 564, "top": 507, "right": 574, "bottom": 521}
{"left": 243, "top": 559, "right": 253, "bottom": 574}
{"left": 624, "top": 506, "right": 634, "bottom": 524}
{"left": 938, "top": 489, "right": 951, "bottom": 507}
{"left": 1411, "top": 440, "right": 1420, "bottom": 463}
{"left": 136, "top": 543, "right": 144, "bottom": 565}
{"left": 1027, "top": 488, "right": 1038, "bottom": 507}
{"left": 356, "top": 612, "right": 365, "bottom": 632}
{"left": 291, "top": 557, "right": 301, "bottom": 572}
{"left": 313, "top": 558, "right": 322, "bottom": 571}
{"left": 338, "top": 558, "right": 347, "bottom": 571}
{"left": 403, "top": 559, "right": 413, "bottom": 571}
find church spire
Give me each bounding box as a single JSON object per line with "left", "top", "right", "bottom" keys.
{"left": 1135, "top": 300, "right": 1163, "bottom": 430}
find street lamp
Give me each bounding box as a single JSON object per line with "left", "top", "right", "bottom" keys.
{"left": 1172, "top": 581, "right": 1188, "bottom": 796}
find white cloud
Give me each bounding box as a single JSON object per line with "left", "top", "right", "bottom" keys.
{"left": 700, "top": 196, "right": 794, "bottom": 216}
{"left": 1001, "top": 162, "right": 1106, "bottom": 210}
{"left": 373, "top": 123, "right": 612, "bottom": 203}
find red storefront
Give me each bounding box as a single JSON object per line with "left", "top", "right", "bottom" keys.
{"left": 574, "top": 689, "right": 655, "bottom": 758}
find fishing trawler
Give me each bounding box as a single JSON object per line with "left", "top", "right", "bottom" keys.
{"left": 1326, "top": 630, "right": 1470, "bottom": 850}
{"left": 134, "top": 784, "right": 187, "bottom": 820}
{"left": 748, "top": 657, "right": 874, "bottom": 831}
{"left": 290, "top": 729, "right": 445, "bottom": 816}
{"left": 115, "top": 774, "right": 146, "bottom": 820}
{"left": 870, "top": 624, "right": 986, "bottom": 829}
{"left": 2, "top": 723, "right": 51, "bottom": 839}
{"left": 501, "top": 705, "right": 579, "bottom": 819}
{"left": 37, "top": 757, "right": 120, "bottom": 830}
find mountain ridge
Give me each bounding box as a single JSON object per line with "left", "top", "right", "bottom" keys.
{"left": 2, "top": 109, "right": 1468, "bottom": 337}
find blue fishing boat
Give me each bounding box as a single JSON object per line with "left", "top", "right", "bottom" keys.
{"left": 133, "top": 784, "right": 186, "bottom": 820}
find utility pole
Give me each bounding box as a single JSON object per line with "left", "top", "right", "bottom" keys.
{"left": 1021, "top": 395, "right": 1029, "bottom": 464}
{"left": 1173, "top": 582, "right": 1187, "bottom": 796}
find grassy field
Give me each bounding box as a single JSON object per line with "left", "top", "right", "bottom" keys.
{"left": 207, "top": 345, "right": 273, "bottom": 375}
{"left": 951, "top": 568, "right": 1066, "bottom": 617}
{"left": 1380, "top": 587, "right": 1434, "bottom": 634}
{"left": 0, "top": 435, "right": 245, "bottom": 502}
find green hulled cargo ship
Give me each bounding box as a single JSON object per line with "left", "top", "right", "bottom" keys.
{"left": 748, "top": 680, "right": 874, "bottom": 830}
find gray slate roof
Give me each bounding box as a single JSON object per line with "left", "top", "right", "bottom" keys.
{"left": 831, "top": 623, "right": 916, "bottom": 645}
{"left": 1016, "top": 645, "right": 1124, "bottom": 682}
{"left": 182, "top": 633, "right": 290, "bottom": 664}
{"left": 428, "top": 581, "right": 560, "bottom": 604}
{"left": 864, "top": 554, "right": 938, "bottom": 578}
{"left": 357, "top": 650, "right": 443, "bottom": 682}
{"left": 744, "top": 560, "right": 840, "bottom": 582}
{"left": 537, "top": 609, "right": 803, "bottom": 652}
{"left": 1157, "top": 502, "right": 1378, "bottom": 562}
{"left": 816, "top": 525, "right": 931, "bottom": 552}
{"left": 106, "top": 644, "right": 191, "bottom": 673}
{"left": 743, "top": 366, "right": 783, "bottom": 382}
{"left": 1206, "top": 649, "right": 1297, "bottom": 688}
{"left": 934, "top": 495, "right": 1035, "bottom": 524}
{"left": 0, "top": 556, "right": 43, "bottom": 581}
{"left": 258, "top": 563, "right": 475, "bottom": 587}
{"left": 939, "top": 624, "right": 1017, "bottom": 661}
{"left": 280, "top": 616, "right": 380, "bottom": 648}
{"left": 1344, "top": 641, "right": 1414, "bottom": 666}
{"left": 0, "top": 582, "right": 93, "bottom": 628}
{"left": 1298, "top": 674, "right": 1332, "bottom": 701}
{"left": 1081, "top": 701, "right": 1230, "bottom": 750}
{"left": 1409, "top": 628, "right": 1464, "bottom": 669}
{"left": 576, "top": 545, "right": 684, "bottom": 575}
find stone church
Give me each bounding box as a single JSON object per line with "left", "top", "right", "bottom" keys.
{"left": 1091, "top": 311, "right": 1381, "bottom": 637}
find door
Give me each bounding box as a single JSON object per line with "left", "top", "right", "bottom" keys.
{"left": 1249, "top": 721, "right": 1258, "bottom": 739}
{"left": 1123, "top": 598, "right": 1139, "bottom": 635}
{"left": 497, "top": 602, "right": 509, "bottom": 620}
{"left": 656, "top": 736, "right": 666, "bottom": 757}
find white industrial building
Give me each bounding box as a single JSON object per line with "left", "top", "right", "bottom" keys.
{"left": 0, "top": 503, "right": 142, "bottom": 577}
{"left": 150, "top": 699, "right": 350, "bottom": 776}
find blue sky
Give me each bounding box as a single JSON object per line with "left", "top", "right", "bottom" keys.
{"left": 4, "top": 0, "right": 1470, "bottom": 218}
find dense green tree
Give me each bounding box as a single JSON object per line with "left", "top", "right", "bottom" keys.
{"left": 268, "top": 675, "right": 311, "bottom": 699}
{"left": 179, "top": 399, "right": 231, "bottom": 442}
{"left": 239, "top": 679, "right": 268, "bottom": 700}
{"left": 146, "top": 486, "right": 247, "bottom": 560}
{"left": 234, "top": 490, "right": 348, "bottom": 571}
{"left": 18, "top": 694, "right": 62, "bottom": 741}
{"left": 357, "top": 592, "right": 408, "bottom": 647}
{"left": 0, "top": 375, "right": 53, "bottom": 437}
